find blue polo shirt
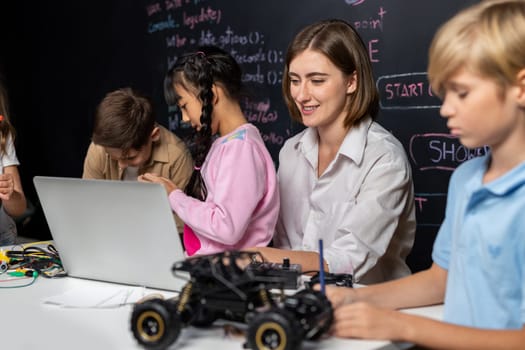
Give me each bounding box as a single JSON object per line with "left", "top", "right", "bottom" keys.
{"left": 433, "top": 154, "right": 525, "bottom": 329}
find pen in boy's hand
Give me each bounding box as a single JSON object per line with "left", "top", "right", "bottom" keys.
{"left": 319, "top": 239, "right": 325, "bottom": 295}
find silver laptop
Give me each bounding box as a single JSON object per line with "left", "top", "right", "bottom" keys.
{"left": 33, "top": 176, "right": 188, "bottom": 291}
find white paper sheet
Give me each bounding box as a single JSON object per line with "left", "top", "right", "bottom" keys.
{"left": 42, "top": 285, "right": 175, "bottom": 308}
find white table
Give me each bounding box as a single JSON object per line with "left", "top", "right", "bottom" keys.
{"left": 0, "top": 274, "right": 443, "bottom": 350}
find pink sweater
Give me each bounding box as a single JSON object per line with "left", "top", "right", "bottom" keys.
{"left": 169, "top": 124, "right": 279, "bottom": 256}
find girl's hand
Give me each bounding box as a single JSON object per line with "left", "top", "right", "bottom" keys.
{"left": 0, "top": 173, "right": 15, "bottom": 200}
{"left": 138, "top": 173, "right": 179, "bottom": 195}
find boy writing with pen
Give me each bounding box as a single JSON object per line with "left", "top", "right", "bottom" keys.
{"left": 324, "top": 1, "right": 525, "bottom": 348}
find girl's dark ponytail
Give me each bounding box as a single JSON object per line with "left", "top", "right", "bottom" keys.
{"left": 164, "top": 46, "right": 243, "bottom": 201}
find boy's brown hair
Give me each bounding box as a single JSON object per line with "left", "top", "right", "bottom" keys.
{"left": 92, "top": 88, "right": 155, "bottom": 152}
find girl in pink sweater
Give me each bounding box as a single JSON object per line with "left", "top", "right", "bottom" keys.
{"left": 140, "top": 46, "right": 279, "bottom": 256}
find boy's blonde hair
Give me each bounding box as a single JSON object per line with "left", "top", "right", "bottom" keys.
{"left": 428, "top": 0, "right": 525, "bottom": 97}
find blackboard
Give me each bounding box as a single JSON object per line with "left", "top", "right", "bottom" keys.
{"left": 138, "top": 0, "right": 483, "bottom": 271}
{"left": 3, "top": 0, "right": 483, "bottom": 271}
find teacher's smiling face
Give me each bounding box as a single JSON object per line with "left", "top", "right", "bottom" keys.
{"left": 288, "top": 49, "right": 356, "bottom": 129}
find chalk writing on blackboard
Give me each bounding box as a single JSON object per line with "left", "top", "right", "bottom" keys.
{"left": 409, "top": 133, "right": 489, "bottom": 172}
{"left": 414, "top": 193, "right": 447, "bottom": 227}
{"left": 351, "top": 6, "right": 387, "bottom": 63}
{"left": 345, "top": 0, "right": 367, "bottom": 6}
{"left": 377, "top": 72, "right": 441, "bottom": 110}
{"left": 353, "top": 6, "right": 386, "bottom": 31}
{"left": 145, "top": 0, "right": 289, "bottom": 156}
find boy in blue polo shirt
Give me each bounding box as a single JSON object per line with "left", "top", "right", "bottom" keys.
{"left": 324, "top": 1, "right": 525, "bottom": 348}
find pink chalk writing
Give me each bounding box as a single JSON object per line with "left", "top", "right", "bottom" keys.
{"left": 182, "top": 6, "right": 221, "bottom": 29}
{"left": 146, "top": 3, "right": 162, "bottom": 16}
{"left": 353, "top": 7, "right": 386, "bottom": 31}
{"left": 377, "top": 72, "right": 442, "bottom": 110}
{"left": 414, "top": 193, "right": 447, "bottom": 227}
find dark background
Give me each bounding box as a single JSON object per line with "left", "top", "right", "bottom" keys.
{"left": 1, "top": 0, "right": 481, "bottom": 272}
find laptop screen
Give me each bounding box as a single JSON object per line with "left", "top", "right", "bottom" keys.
{"left": 33, "top": 176, "right": 188, "bottom": 291}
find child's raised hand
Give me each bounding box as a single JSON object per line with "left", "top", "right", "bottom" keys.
{"left": 138, "top": 173, "right": 179, "bottom": 195}
{"left": 0, "top": 173, "right": 15, "bottom": 200}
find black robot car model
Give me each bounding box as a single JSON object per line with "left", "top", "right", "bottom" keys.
{"left": 130, "top": 250, "right": 334, "bottom": 350}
